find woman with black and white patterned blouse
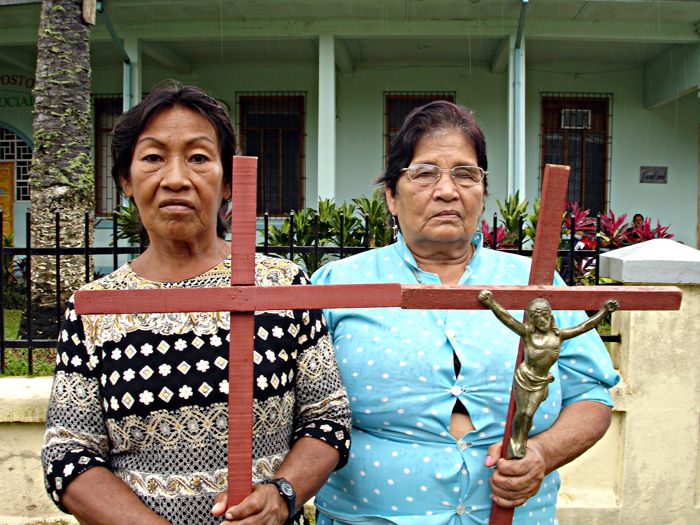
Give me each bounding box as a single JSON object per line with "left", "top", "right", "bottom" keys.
{"left": 42, "top": 81, "right": 351, "bottom": 525}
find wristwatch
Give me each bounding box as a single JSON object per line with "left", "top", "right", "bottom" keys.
{"left": 263, "top": 477, "right": 296, "bottom": 523}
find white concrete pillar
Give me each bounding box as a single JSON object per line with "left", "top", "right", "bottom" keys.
{"left": 557, "top": 239, "right": 700, "bottom": 524}
{"left": 317, "top": 34, "right": 336, "bottom": 200}
{"left": 507, "top": 36, "right": 526, "bottom": 197}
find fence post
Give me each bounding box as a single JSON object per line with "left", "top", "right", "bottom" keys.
{"left": 314, "top": 212, "right": 320, "bottom": 268}
{"left": 83, "top": 211, "right": 90, "bottom": 283}
{"left": 289, "top": 211, "right": 295, "bottom": 261}
{"left": 491, "top": 212, "right": 497, "bottom": 249}
{"left": 517, "top": 214, "right": 524, "bottom": 255}
{"left": 54, "top": 211, "right": 61, "bottom": 327}
{"left": 25, "top": 211, "right": 32, "bottom": 375}
{"left": 339, "top": 211, "right": 345, "bottom": 259}
{"left": 263, "top": 212, "right": 269, "bottom": 256}
{"left": 112, "top": 210, "right": 119, "bottom": 271}
{"left": 567, "top": 212, "right": 575, "bottom": 285}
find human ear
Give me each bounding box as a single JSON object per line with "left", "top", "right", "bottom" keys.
{"left": 222, "top": 182, "right": 232, "bottom": 201}
{"left": 120, "top": 176, "right": 132, "bottom": 198}
{"left": 384, "top": 185, "right": 398, "bottom": 216}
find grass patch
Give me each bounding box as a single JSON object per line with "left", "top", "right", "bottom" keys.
{"left": 4, "top": 308, "right": 21, "bottom": 338}
{"left": 1, "top": 309, "right": 56, "bottom": 376}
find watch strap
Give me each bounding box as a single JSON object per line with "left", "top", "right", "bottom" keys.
{"left": 263, "top": 477, "right": 295, "bottom": 522}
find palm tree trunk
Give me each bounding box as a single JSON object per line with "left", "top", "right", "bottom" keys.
{"left": 27, "top": 0, "right": 94, "bottom": 338}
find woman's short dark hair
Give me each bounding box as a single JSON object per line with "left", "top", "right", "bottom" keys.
{"left": 378, "top": 100, "right": 488, "bottom": 196}
{"left": 111, "top": 80, "right": 236, "bottom": 238}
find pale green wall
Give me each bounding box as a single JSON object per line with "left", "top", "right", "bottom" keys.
{"left": 0, "top": 68, "right": 34, "bottom": 139}
{"left": 334, "top": 64, "right": 509, "bottom": 227}
{"left": 138, "top": 62, "right": 512, "bottom": 224}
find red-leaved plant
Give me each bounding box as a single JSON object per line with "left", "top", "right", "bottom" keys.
{"left": 599, "top": 209, "right": 630, "bottom": 249}
{"left": 481, "top": 219, "right": 508, "bottom": 249}
{"left": 561, "top": 202, "right": 596, "bottom": 243}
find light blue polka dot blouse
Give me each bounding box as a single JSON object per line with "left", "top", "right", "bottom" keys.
{"left": 311, "top": 232, "right": 620, "bottom": 525}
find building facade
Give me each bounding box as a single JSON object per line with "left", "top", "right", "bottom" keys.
{"left": 1, "top": 0, "right": 699, "bottom": 248}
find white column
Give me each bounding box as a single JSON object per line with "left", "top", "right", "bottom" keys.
{"left": 508, "top": 36, "right": 526, "bottom": 197}
{"left": 123, "top": 36, "right": 142, "bottom": 111}
{"left": 506, "top": 35, "right": 515, "bottom": 195}
{"left": 317, "top": 34, "right": 336, "bottom": 200}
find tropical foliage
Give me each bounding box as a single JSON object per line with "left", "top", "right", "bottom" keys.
{"left": 114, "top": 184, "right": 675, "bottom": 284}
{"left": 265, "top": 189, "right": 391, "bottom": 273}
{"left": 114, "top": 199, "right": 148, "bottom": 246}
{"left": 599, "top": 209, "right": 630, "bottom": 249}
{"left": 480, "top": 193, "right": 675, "bottom": 285}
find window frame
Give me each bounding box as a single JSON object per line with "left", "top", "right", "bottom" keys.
{"left": 237, "top": 92, "right": 306, "bottom": 216}
{"left": 539, "top": 93, "right": 613, "bottom": 214}
{"left": 93, "top": 96, "right": 123, "bottom": 217}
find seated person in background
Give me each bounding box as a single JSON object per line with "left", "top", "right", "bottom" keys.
{"left": 632, "top": 213, "right": 645, "bottom": 229}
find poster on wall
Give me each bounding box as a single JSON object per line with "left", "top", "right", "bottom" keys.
{"left": 0, "top": 162, "right": 13, "bottom": 238}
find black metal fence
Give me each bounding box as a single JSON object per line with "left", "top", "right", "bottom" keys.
{"left": 0, "top": 209, "right": 616, "bottom": 375}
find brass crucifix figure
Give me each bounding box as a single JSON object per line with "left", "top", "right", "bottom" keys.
{"left": 479, "top": 290, "right": 619, "bottom": 459}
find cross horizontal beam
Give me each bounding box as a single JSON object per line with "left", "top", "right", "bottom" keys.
{"left": 73, "top": 283, "right": 403, "bottom": 314}
{"left": 73, "top": 284, "right": 681, "bottom": 315}
{"left": 400, "top": 285, "right": 682, "bottom": 311}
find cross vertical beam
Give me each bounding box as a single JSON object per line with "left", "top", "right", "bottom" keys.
{"left": 489, "top": 164, "right": 570, "bottom": 525}
{"left": 227, "top": 157, "right": 258, "bottom": 505}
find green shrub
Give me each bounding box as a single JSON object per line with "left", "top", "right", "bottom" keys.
{"left": 267, "top": 189, "right": 391, "bottom": 273}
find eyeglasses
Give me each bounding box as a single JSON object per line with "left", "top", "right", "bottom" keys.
{"left": 400, "top": 163, "right": 487, "bottom": 187}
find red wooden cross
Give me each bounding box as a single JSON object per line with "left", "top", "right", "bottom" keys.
{"left": 74, "top": 159, "right": 681, "bottom": 522}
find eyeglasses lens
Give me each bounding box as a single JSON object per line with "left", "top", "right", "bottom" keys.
{"left": 407, "top": 164, "right": 482, "bottom": 186}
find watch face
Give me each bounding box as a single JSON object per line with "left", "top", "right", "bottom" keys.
{"left": 279, "top": 481, "right": 294, "bottom": 497}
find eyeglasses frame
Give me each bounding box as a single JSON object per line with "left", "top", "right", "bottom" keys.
{"left": 399, "top": 163, "right": 487, "bottom": 187}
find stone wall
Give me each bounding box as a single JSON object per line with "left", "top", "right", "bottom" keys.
{"left": 0, "top": 377, "right": 75, "bottom": 525}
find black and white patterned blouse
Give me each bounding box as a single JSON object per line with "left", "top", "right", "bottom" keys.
{"left": 42, "top": 254, "right": 351, "bottom": 525}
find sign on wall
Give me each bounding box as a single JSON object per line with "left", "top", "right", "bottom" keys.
{"left": 0, "top": 162, "right": 14, "bottom": 238}
{"left": 0, "top": 74, "right": 34, "bottom": 108}
{"left": 640, "top": 166, "right": 668, "bottom": 184}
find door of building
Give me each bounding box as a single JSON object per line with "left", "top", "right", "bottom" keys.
{"left": 0, "top": 161, "right": 13, "bottom": 238}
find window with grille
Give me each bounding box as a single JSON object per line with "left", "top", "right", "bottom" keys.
{"left": 94, "top": 97, "right": 122, "bottom": 216}
{"left": 0, "top": 126, "right": 32, "bottom": 201}
{"left": 384, "top": 92, "right": 456, "bottom": 160}
{"left": 237, "top": 93, "right": 305, "bottom": 215}
{"left": 540, "top": 94, "right": 612, "bottom": 214}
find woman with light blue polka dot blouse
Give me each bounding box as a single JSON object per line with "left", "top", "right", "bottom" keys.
{"left": 311, "top": 101, "right": 619, "bottom": 525}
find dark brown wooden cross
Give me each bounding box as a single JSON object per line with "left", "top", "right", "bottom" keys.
{"left": 74, "top": 159, "right": 681, "bottom": 523}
